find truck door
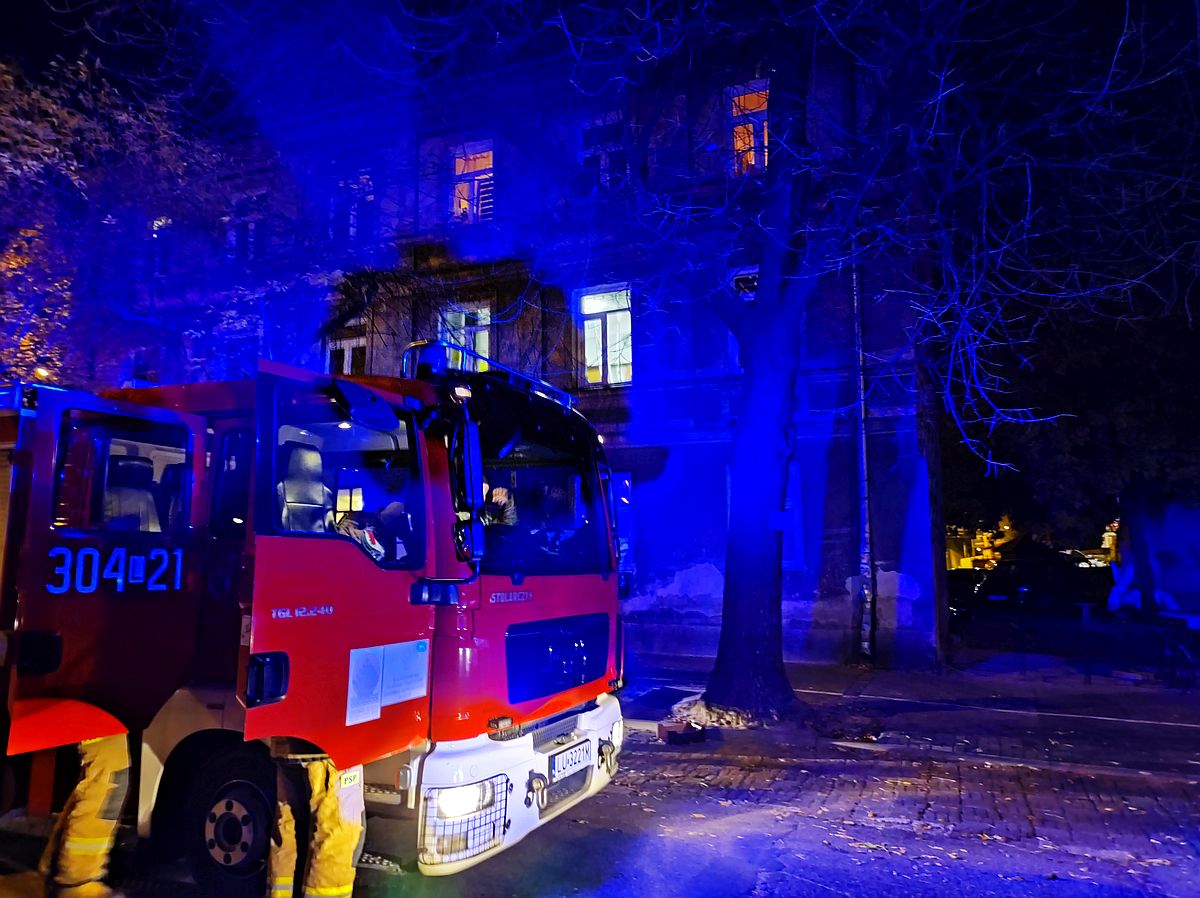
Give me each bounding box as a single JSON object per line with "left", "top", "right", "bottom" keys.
{"left": 6, "top": 385, "right": 206, "bottom": 756}
{"left": 431, "top": 390, "right": 619, "bottom": 743}
{"left": 242, "top": 372, "right": 436, "bottom": 769}
{"left": 0, "top": 389, "right": 25, "bottom": 761}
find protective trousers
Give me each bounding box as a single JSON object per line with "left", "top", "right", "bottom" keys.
{"left": 267, "top": 759, "right": 364, "bottom": 898}
{"left": 38, "top": 734, "right": 131, "bottom": 898}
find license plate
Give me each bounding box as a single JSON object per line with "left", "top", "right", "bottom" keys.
{"left": 550, "top": 740, "right": 592, "bottom": 783}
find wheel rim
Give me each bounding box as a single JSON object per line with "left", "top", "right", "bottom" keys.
{"left": 202, "top": 781, "right": 269, "bottom": 875}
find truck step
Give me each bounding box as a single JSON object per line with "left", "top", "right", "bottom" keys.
{"left": 364, "top": 782, "right": 407, "bottom": 806}
{"left": 356, "top": 850, "right": 407, "bottom": 875}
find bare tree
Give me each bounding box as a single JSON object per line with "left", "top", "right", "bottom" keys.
{"left": 43, "top": 0, "right": 1200, "bottom": 717}
{"left": 353, "top": 0, "right": 1198, "bottom": 716}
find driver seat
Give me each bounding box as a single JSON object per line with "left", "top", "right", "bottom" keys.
{"left": 277, "top": 442, "right": 335, "bottom": 532}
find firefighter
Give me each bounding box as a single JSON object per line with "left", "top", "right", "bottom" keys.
{"left": 266, "top": 750, "right": 364, "bottom": 898}
{"left": 481, "top": 482, "right": 516, "bottom": 526}
{"left": 38, "top": 734, "right": 131, "bottom": 898}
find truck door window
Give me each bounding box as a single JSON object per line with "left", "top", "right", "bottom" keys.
{"left": 53, "top": 410, "right": 190, "bottom": 533}
{"left": 273, "top": 384, "right": 423, "bottom": 567}
{"left": 212, "top": 427, "right": 252, "bottom": 538}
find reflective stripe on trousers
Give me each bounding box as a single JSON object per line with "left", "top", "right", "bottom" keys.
{"left": 38, "top": 734, "right": 130, "bottom": 893}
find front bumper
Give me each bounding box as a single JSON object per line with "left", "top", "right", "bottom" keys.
{"left": 416, "top": 693, "right": 622, "bottom": 876}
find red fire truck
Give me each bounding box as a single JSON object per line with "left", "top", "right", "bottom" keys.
{"left": 0, "top": 341, "right": 624, "bottom": 894}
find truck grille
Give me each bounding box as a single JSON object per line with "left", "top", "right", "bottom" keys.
{"left": 506, "top": 613, "right": 608, "bottom": 704}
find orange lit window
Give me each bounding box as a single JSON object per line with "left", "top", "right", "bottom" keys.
{"left": 451, "top": 142, "right": 494, "bottom": 223}
{"left": 729, "top": 83, "right": 769, "bottom": 175}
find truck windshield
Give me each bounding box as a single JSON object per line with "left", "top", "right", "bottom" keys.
{"left": 272, "top": 381, "right": 424, "bottom": 568}
{"left": 475, "top": 395, "right": 608, "bottom": 577}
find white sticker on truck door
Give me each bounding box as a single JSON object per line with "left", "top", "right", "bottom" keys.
{"left": 381, "top": 639, "right": 430, "bottom": 707}
{"left": 346, "top": 645, "right": 384, "bottom": 727}
{"left": 346, "top": 640, "right": 430, "bottom": 726}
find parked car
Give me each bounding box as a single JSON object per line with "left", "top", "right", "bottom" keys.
{"left": 973, "top": 538, "right": 1111, "bottom": 616}
{"left": 946, "top": 567, "right": 987, "bottom": 626}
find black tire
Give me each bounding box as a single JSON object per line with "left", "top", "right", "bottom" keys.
{"left": 183, "top": 746, "right": 276, "bottom": 898}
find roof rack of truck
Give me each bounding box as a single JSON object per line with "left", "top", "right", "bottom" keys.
{"left": 400, "top": 339, "right": 574, "bottom": 410}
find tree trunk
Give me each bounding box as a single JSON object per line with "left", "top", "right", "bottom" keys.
{"left": 704, "top": 39, "right": 812, "bottom": 718}
{"left": 704, "top": 332, "right": 801, "bottom": 716}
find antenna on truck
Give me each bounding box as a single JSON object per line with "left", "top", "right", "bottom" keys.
{"left": 400, "top": 340, "right": 575, "bottom": 410}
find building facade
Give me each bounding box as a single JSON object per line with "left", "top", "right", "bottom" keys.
{"left": 100, "top": 34, "right": 945, "bottom": 668}
{"left": 288, "top": 43, "right": 944, "bottom": 668}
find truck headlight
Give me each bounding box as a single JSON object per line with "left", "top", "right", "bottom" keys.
{"left": 610, "top": 719, "right": 624, "bottom": 752}
{"left": 434, "top": 780, "right": 496, "bottom": 819}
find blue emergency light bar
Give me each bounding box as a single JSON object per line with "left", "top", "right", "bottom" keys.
{"left": 400, "top": 340, "right": 574, "bottom": 410}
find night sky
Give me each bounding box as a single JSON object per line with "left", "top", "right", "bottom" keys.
{"left": 2, "top": 4, "right": 86, "bottom": 71}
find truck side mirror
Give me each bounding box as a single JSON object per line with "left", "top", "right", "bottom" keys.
{"left": 454, "top": 519, "right": 485, "bottom": 564}
{"left": 451, "top": 415, "right": 485, "bottom": 564}
{"left": 597, "top": 463, "right": 618, "bottom": 573}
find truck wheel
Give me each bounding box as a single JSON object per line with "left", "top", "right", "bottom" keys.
{"left": 184, "top": 746, "right": 275, "bottom": 898}
{"left": 0, "top": 757, "right": 20, "bottom": 815}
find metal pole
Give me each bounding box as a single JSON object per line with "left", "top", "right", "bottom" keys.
{"left": 852, "top": 256, "right": 876, "bottom": 660}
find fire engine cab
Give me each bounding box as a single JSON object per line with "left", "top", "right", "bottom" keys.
{"left": 0, "top": 341, "right": 624, "bottom": 894}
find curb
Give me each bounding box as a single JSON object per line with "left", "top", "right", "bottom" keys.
{"left": 623, "top": 718, "right": 1200, "bottom": 785}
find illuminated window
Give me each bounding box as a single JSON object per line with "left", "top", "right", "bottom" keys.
{"left": 579, "top": 286, "right": 632, "bottom": 386}
{"left": 451, "top": 141, "right": 494, "bottom": 223}
{"left": 581, "top": 113, "right": 628, "bottom": 191}
{"left": 729, "top": 82, "right": 769, "bottom": 175}
{"left": 439, "top": 302, "right": 490, "bottom": 372}
{"left": 328, "top": 317, "right": 367, "bottom": 376}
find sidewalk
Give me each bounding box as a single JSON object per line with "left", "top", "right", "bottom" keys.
{"left": 611, "top": 725, "right": 1200, "bottom": 897}
{"left": 623, "top": 652, "right": 1200, "bottom": 777}
{"left": 614, "top": 652, "right": 1200, "bottom": 895}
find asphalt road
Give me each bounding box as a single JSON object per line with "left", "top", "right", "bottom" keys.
{"left": 3, "top": 665, "right": 1199, "bottom": 896}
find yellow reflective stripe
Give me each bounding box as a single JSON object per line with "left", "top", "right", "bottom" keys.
{"left": 62, "top": 836, "right": 113, "bottom": 854}
{"left": 302, "top": 886, "right": 354, "bottom": 898}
